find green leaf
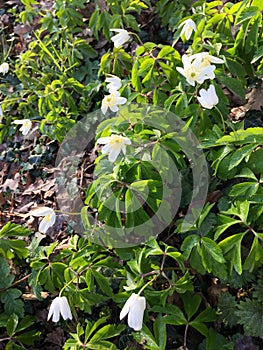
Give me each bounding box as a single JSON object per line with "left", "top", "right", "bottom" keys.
{"left": 90, "top": 324, "right": 125, "bottom": 342}
{"left": 0, "top": 223, "right": 31, "bottom": 237}
{"left": 214, "top": 215, "right": 242, "bottom": 240}
{"left": 199, "top": 237, "right": 225, "bottom": 272}
{"left": 189, "top": 321, "right": 209, "bottom": 336}
{"left": 193, "top": 307, "right": 217, "bottom": 323}
{"left": 15, "top": 330, "right": 41, "bottom": 345}
{"left": 218, "top": 233, "right": 245, "bottom": 275}
{"left": 133, "top": 325, "right": 159, "bottom": 350}
{"left": 163, "top": 306, "right": 187, "bottom": 325}
{"left": 153, "top": 314, "right": 166, "bottom": 350}
{"left": 181, "top": 293, "right": 201, "bottom": 320}
{"left": 91, "top": 269, "right": 113, "bottom": 296}
{"left": 181, "top": 235, "right": 200, "bottom": 259}
{"left": 0, "top": 257, "right": 14, "bottom": 288}
{"left": 218, "top": 292, "right": 239, "bottom": 328}
{"left": 243, "top": 236, "right": 263, "bottom": 272}
{"left": 1, "top": 288, "right": 24, "bottom": 318}
{"left": 230, "top": 182, "right": 259, "bottom": 198}
{"left": 251, "top": 45, "right": 263, "bottom": 63}
{"left": 6, "top": 313, "right": 19, "bottom": 337}
{"left": 228, "top": 143, "right": 257, "bottom": 170}
{"left": 218, "top": 76, "right": 245, "bottom": 98}
{"left": 235, "top": 6, "right": 260, "bottom": 25}
{"left": 235, "top": 299, "right": 263, "bottom": 339}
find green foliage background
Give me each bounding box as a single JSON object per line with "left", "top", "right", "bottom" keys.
{"left": 0, "top": 0, "right": 263, "bottom": 349}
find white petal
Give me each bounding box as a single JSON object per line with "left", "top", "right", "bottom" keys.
{"left": 13, "top": 120, "right": 24, "bottom": 125}
{"left": 176, "top": 67, "right": 186, "bottom": 78}
{"left": 97, "top": 137, "right": 111, "bottom": 145}
{"left": 30, "top": 207, "right": 54, "bottom": 217}
{"left": 59, "top": 296, "right": 72, "bottom": 321}
{"left": 38, "top": 218, "right": 50, "bottom": 234}
{"left": 101, "top": 144, "right": 112, "bottom": 155}
{"left": 109, "top": 105, "right": 119, "bottom": 112}
{"left": 120, "top": 293, "right": 137, "bottom": 320}
{"left": 209, "top": 55, "right": 224, "bottom": 64}
{"left": 48, "top": 297, "right": 60, "bottom": 322}
{"left": 116, "top": 96, "right": 127, "bottom": 105}
{"left": 127, "top": 295, "right": 146, "bottom": 331}
{"left": 108, "top": 149, "right": 120, "bottom": 162}
{"left": 101, "top": 105, "right": 108, "bottom": 114}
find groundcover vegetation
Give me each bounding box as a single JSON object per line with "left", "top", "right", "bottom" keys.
{"left": 0, "top": 0, "right": 263, "bottom": 349}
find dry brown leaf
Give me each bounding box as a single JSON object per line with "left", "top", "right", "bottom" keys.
{"left": 244, "top": 80, "right": 263, "bottom": 111}
{"left": 2, "top": 173, "right": 21, "bottom": 192}
{"left": 22, "top": 291, "right": 49, "bottom": 300}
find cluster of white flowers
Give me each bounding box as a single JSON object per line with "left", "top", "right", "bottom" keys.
{"left": 47, "top": 292, "right": 146, "bottom": 331}
{"left": 177, "top": 19, "right": 224, "bottom": 109}
{"left": 100, "top": 29, "right": 130, "bottom": 115}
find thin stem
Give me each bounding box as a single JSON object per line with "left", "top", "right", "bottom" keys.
{"left": 215, "top": 106, "right": 226, "bottom": 132}
{"left": 0, "top": 274, "right": 30, "bottom": 292}
{"left": 183, "top": 322, "right": 189, "bottom": 349}
{"left": 137, "top": 273, "right": 159, "bottom": 296}
{"left": 130, "top": 32, "right": 144, "bottom": 46}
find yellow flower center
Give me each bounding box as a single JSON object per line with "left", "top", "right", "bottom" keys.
{"left": 44, "top": 214, "right": 51, "bottom": 222}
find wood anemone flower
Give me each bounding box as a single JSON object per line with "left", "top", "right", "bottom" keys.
{"left": 30, "top": 207, "right": 56, "bottom": 234}
{"left": 97, "top": 134, "right": 131, "bottom": 162}
{"left": 110, "top": 28, "right": 130, "bottom": 48}
{"left": 120, "top": 293, "right": 146, "bottom": 331}
{"left": 47, "top": 296, "right": 72, "bottom": 323}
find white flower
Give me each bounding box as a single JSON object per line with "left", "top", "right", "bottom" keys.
{"left": 105, "top": 75, "right": 122, "bottom": 93}
{"left": 120, "top": 293, "right": 146, "bottom": 331}
{"left": 176, "top": 54, "right": 216, "bottom": 86}
{"left": 13, "top": 119, "right": 32, "bottom": 136}
{"left": 97, "top": 134, "right": 131, "bottom": 162}
{"left": 110, "top": 29, "right": 130, "bottom": 48}
{"left": 47, "top": 296, "right": 72, "bottom": 323}
{"left": 101, "top": 91, "right": 127, "bottom": 114}
{"left": 197, "top": 84, "right": 219, "bottom": 109}
{"left": 0, "top": 62, "right": 9, "bottom": 74}
{"left": 189, "top": 52, "right": 224, "bottom": 68}
{"left": 30, "top": 207, "right": 56, "bottom": 234}
{"left": 179, "top": 19, "right": 196, "bottom": 40}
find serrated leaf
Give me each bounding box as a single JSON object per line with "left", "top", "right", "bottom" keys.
{"left": 218, "top": 233, "right": 245, "bottom": 275}
{"left": 235, "top": 299, "right": 263, "bottom": 339}
{"left": 218, "top": 292, "right": 239, "bottom": 328}
{"left": 214, "top": 215, "right": 242, "bottom": 240}
{"left": 0, "top": 223, "right": 31, "bottom": 237}
{"left": 91, "top": 269, "right": 113, "bottom": 296}
{"left": 90, "top": 324, "right": 125, "bottom": 342}
{"left": 228, "top": 143, "right": 257, "bottom": 170}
